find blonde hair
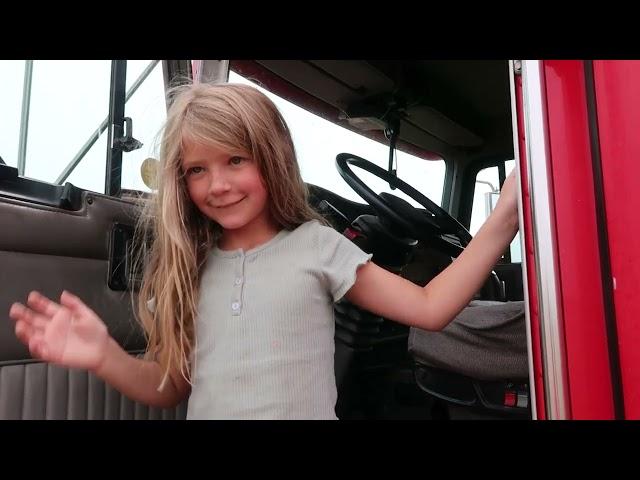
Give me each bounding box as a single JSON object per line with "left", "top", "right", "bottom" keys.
{"left": 135, "top": 82, "right": 325, "bottom": 390}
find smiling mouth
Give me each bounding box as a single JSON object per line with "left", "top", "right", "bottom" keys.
{"left": 212, "top": 197, "right": 245, "bottom": 209}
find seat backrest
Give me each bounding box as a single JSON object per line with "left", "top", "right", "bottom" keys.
{"left": 0, "top": 357, "right": 188, "bottom": 420}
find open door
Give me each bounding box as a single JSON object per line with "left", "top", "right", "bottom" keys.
{"left": 516, "top": 60, "right": 640, "bottom": 419}
{"left": 0, "top": 60, "right": 195, "bottom": 419}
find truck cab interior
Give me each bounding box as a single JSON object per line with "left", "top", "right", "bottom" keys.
{"left": 0, "top": 60, "right": 529, "bottom": 419}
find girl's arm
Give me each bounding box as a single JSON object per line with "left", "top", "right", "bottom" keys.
{"left": 9, "top": 291, "right": 190, "bottom": 408}
{"left": 345, "top": 170, "right": 520, "bottom": 331}
{"left": 93, "top": 336, "right": 190, "bottom": 409}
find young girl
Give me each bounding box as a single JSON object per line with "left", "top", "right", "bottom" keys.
{"left": 8, "top": 82, "right": 520, "bottom": 420}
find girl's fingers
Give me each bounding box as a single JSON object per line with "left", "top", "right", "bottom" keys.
{"left": 14, "top": 320, "right": 34, "bottom": 345}
{"left": 9, "top": 303, "right": 50, "bottom": 330}
{"left": 9, "top": 303, "right": 26, "bottom": 322}
{"left": 26, "top": 291, "right": 61, "bottom": 318}
{"left": 60, "top": 290, "right": 96, "bottom": 319}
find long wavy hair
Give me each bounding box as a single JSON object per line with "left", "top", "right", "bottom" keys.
{"left": 135, "top": 82, "right": 325, "bottom": 390}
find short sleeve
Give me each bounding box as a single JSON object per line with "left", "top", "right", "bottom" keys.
{"left": 316, "top": 223, "right": 372, "bottom": 302}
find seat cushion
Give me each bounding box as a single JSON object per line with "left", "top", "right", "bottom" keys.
{"left": 408, "top": 300, "right": 528, "bottom": 381}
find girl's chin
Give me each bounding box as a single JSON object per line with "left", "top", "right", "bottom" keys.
{"left": 213, "top": 215, "right": 254, "bottom": 231}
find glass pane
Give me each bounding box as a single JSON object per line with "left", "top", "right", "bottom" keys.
{"left": 121, "top": 61, "right": 167, "bottom": 193}
{"left": 471, "top": 161, "right": 522, "bottom": 263}
{"left": 0, "top": 61, "right": 26, "bottom": 168}
{"left": 471, "top": 166, "right": 499, "bottom": 235}
{"left": 24, "top": 60, "right": 112, "bottom": 192}
{"left": 66, "top": 132, "right": 108, "bottom": 193}
{"left": 126, "top": 60, "right": 155, "bottom": 91}
{"left": 505, "top": 160, "right": 521, "bottom": 262}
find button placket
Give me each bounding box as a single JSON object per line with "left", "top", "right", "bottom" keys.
{"left": 231, "top": 253, "right": 245, "bottom": 316}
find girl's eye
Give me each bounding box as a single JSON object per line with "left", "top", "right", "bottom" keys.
{"left": 230, "top": 156, "right": 245, "bottom": 166}
{"left": 187, "top": 166, "right": 204, "bottom": 175}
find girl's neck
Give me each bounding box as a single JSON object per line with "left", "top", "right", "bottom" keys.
{"left": 218, "top": 216, "right": 281, "bottom": 252}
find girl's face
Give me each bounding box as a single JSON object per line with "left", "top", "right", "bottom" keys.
{"left": 182, "top": 140, "right": 271, "bottom": 233}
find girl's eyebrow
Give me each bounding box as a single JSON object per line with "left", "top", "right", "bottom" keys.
{"left": 181, "top": 156, "right": 210, "bottom": 168}
{"left": 181, "top": 150, "right": 251, "bottom": 168}
{"left": 227, "top": 150, "right": 250, "bottom": 158}
{"left": 181, "top": 158, "right": 200, "bottom": 168}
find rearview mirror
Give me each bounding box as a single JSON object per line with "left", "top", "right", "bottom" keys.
{"left": 485, "top": 191, "right": 500, "bottom": 217}
{"left": 141, "top": 157, "right": 159, "bottom": 190}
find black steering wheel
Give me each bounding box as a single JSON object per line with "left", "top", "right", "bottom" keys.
{"left": 336, "top": 153, "right": 473, "bottom": 250}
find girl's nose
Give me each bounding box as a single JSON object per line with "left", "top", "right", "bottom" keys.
{"left": 208, "top": 173, "right": 231, "bottom": 195}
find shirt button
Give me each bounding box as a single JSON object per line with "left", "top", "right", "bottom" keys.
{"left": 231, "top": 302, "right": 241, "bottom": 311}
{"left": 234, "top": 277, "right": 243, "bottom": 286}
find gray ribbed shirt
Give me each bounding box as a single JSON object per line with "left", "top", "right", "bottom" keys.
{"left": 186, "top": 220, "right": 372, "bottom": 419}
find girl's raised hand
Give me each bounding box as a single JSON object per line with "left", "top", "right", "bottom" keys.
{"left": 9, "top": 290, "right": 110, "bottom": 372}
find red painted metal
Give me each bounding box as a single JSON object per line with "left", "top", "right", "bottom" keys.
{"left": 542, "top": 61, "right": 615, "bottom": 418}
{"left": 593, "top": 60, "right": 640, "bottom": 419}
{"left": 515, "top": 72, "right": 546, "bottom": 419}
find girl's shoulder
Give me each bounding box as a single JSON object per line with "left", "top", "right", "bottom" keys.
{"left": 295, "top": 219, "right": 337, "bottom": 234}
{"left": 291, "top": 219, "right": 343, "bottom": 244}
{"left": 290, "top": 219, "right": 322, "bottom": 237}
